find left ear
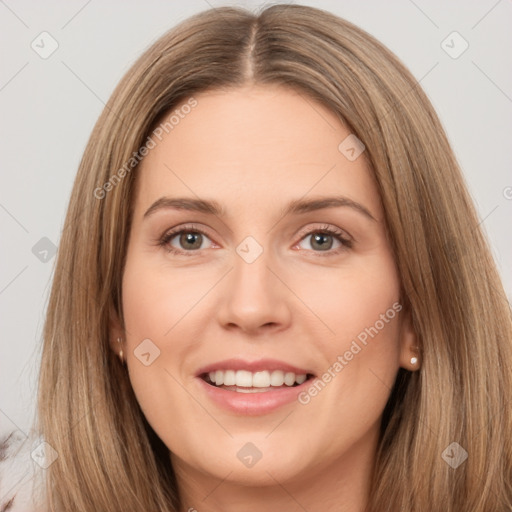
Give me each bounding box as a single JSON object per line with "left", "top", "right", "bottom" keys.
{"left": 398, "top": 306, "right": 421, "bottom": 371}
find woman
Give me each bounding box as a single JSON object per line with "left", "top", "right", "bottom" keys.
{"left": 24, "top": 3, "right": 512, "bottom": 511}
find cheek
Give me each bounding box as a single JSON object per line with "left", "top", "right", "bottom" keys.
{"left": 121, "top": 255, "right": 210, "bottom": 338}
{"left": 120, "top": 252, "right": 224, "bottom": 432}
{"left": 294, "top": 296, "right": 402, "bottom": 460}
{"left": 293, "top": 249, "right": 401, "bottom": 349}
{"left": 120, "top": 256, "right": 189, "bottom": 407}
{"left": 294, "top": 251, "right": 403, "bottom": 413}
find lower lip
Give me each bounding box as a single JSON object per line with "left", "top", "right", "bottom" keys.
{"left": 196, "top": 377, "right": 313, "bottom": 415}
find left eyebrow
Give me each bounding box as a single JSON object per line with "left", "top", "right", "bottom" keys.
{"left": 143, "top": 195, "right": 377, "bottom": 222}
{"left": 282, "top": 196, "right": 377, "bottom": 222}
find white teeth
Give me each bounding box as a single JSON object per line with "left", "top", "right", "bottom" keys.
{"left": 223, "top": 369, "right": 236, "bottom": 386}
{"left": 295, "top": 374, "right": 307, "bottom": 384}
{"left": 206, "top": 369, "right": 309, "bottom": 387}
{"left": 235, "top": 370, "right": 253, "bottom": 387}
{"left": 284, "top": 372, "right": 295, "bottom": 386}
{"left": 270, "top": 370, "right": 285, "bottom": 386}
{"left": 252, "top": 371, "right": 270, "bottom": 387}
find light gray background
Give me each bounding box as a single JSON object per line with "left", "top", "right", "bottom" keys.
{"left": 1, "top": 0, "right": 511, "bottom": 435}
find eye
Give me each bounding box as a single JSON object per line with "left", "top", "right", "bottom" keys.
{"left": 159, "top": 224, "right": 214, "bottom": 256}
{"left": 295, "top": 224, "right": 353, "bottom": 256}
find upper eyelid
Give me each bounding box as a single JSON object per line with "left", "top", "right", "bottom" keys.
{"left": 296, "top": 223, "right": 352, "bottom": 241}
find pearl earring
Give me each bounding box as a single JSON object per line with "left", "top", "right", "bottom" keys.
{"left": 117, "top": 337, "right": 124, "bottom": 361}
{"left": 410, "top": 356, "right": 418, "bottom": 365}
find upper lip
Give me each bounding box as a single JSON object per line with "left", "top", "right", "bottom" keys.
{"left": 195, "top": 358, "right": 315, "bottom": 377}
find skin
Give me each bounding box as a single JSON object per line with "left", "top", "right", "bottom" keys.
{"left": 111, "top": 84, "right": 418, "bottom": 512}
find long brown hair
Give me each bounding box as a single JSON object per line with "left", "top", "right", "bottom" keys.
{"left": 37, "top": 4, "right": 512, "bottom": 511}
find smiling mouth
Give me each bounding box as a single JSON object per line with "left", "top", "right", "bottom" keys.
{"left": 200, "top": 369, "right": 316, "bottom": 393}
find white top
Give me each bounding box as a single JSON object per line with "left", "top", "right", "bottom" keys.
{"left": 0, "top": 429, "right": 47, "bottom": 511}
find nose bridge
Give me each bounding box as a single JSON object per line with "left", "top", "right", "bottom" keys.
{"left": 216, "top": 233, "right": 291, "bottom": 333}
{"left": 232, "top": 233, "right": 277, "bottom": 303}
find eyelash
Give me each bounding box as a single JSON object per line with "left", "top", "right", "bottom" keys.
{"left": 158, "top": 223, "right": 353, "bottom": 257}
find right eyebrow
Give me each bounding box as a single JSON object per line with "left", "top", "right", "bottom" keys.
{"left": 144, "top": 197, "right": 224, "bottom": 218}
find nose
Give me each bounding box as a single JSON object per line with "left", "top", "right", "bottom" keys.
{"left": 216, "top": 244, "right": 292, "bottom": 335}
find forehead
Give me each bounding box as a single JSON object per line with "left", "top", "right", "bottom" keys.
{"left": 134, "top": 85, "right": 381, "bottom": 221}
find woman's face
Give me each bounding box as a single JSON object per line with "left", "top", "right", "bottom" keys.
{"left": 116, "top": 85, "right": 416, "bottom": 493}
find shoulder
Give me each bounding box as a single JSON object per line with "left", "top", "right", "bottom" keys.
{"left": 0, "top": 428, "right": 48, "bottom": 512}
